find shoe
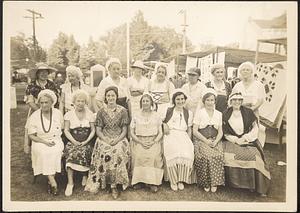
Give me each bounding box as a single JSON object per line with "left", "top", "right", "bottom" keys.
{"left": 82, "top": 176, "right": 87, "bottom": 186}
{"left": 111, "top": 188, "right": 119, "bottom": 199}
{"left": 47, "top": 182, "right": 52, "bottom": 194}
{"left": 51, "top": 186, "right": 58, "bottom": 196}
{"left": 178, "top": 182, "right": 184, "bottom": 190}
{"left": 204, "top": 187, "right": 210, "bottom": 192}
{"left": 133, "top": 183, "right": 144, "bottom": 190}
{"left": 260, "top": 193, "right": 267, "bottom": 197}
{"left": 170, "top": 183, "right": 178, "bottom": 191}
{"left": 149, "top": 185, "right": 158, "bottom": 193}
{"left": 211, "top": 186, "right": 217, "bottom": 193}
{"left": 65, "top": 184, "right": 74, "bottom": 196}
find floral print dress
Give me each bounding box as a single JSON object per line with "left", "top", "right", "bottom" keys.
{"left": 84, "top": 105, "right": 130, "bottom": 193}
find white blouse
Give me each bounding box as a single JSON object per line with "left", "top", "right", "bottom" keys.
{"left": 164, "top": 109, "right": 193, "bottom": 131}
{"left": 193, "top": 108, "right": 222, "bottom": 130}
{"left": 95, "top": 76, "right": 129, "bottom": 101}
{"left": 64, "top": 108, "right": 95, "bottom": 129}
{"left": 232, "top": 80, "right": 265, "bottom": 106}
{"left": 28, "top": 108, "right": 64, "bottom": 142}
{"left": 181, "top": 81, "right": 207, "bottom": 112}
{"left": 130, "top": 111, "right": 162, "bottom": 136}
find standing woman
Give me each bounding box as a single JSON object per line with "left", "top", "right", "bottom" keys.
{"left": 127, "top": 60, "right": 150, "bottom": 116}
{"left": 130, "top": 93, "right": 163, "bottom": 192}
{"left": 27, "top": 89, "right": 64, "bottom": 195}
{"left": 24, "top": 63, "right": 59, "bottom": 154}
{"left": 205, "top": 64, "right": 232, "bottom": 113}
{"left": 222, "top": 92, "right": 270, "bottom": 196}
{"left": 181, "top": 67, "right": 207, "bottom": 114}
{"left": 193, "top": 88, "right": 225, "bottom": 193}
{"left": 63, "top": 89, "right": 96, "bottom": 197}
{"left": 95, "top": 58, "right": 129, "bottom": 111}
{"left": 148, "top": 63, "right": 175, "bottom": 118}
{"left": 85, "top": 86, "right": 130, "bottom": 199}
{"left": 162, "top": 89, "right": 194, "bottom": 191}
{"left": 59, "top": 65, "right": 93, "bottom": 114}
{"left": 232, "top": 61, "right": 265, "bottom": 118}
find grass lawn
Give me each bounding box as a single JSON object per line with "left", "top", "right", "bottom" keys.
{"left": 10, "top": 104, "right": 286, "bottom": 202}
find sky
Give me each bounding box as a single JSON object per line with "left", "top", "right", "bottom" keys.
{"left": 4, "top": 1, "right": 289, "bottom": 49}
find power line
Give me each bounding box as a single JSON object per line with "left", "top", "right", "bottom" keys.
{"left": 23, "top": 9, "right": 44, "bottom": 62}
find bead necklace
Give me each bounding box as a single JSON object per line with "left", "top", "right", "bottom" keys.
{"left": 41, "top": 108, "right": 52, "bottom": 133}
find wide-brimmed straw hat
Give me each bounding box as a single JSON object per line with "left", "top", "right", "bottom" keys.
{"left": 131, "top": 60, "right": 151, "bottom": 70}
{"left": 29, "top": 62, "right": 57, "bottom": 79}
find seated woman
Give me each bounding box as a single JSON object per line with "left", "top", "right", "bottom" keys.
{"left": 222, "top": 92, "right": 271, "bottom": 196}
{"left": 63, "top": 89, "right": 96, "bottom": 196}
{"left": 130, "top": 93, "right": 163, "bottom": 192}
{"left": 84, "top": 86, "right": 130, "bottom": 199}
{"left": 27, "top": 89, "right": 64, "bottom": 195}
{"left": 193, "top": 88, "right": 225, "bottom": 193}
{"left": 162, "top": 89, "right": 194, "bottom": 191}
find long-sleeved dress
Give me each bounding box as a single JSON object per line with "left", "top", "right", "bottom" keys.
{"left": 222, "top": 106, "right": 271, "bottom": 194}
{"left": 193, "top": 108, "right": 225, "bottom": 188}
{"left": 130, "top": 111, "right": 163, "bottom": 186}
{"left": 27, "top": 108, "right": 64, "bottom": 176}
{"left": 84, "top": 105, "right": 130, "bottom": 193}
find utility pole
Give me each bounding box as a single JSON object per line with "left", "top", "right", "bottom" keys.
{"left": 179, "top": 9, "right": 188, "bottom": 54}
{"left": 24, "top": 9, "right": 44, "bottom": 62}
{"left": 126, "top": 21, "right": 130, "bottom": 77}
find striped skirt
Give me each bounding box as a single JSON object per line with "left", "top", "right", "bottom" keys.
{"left": 163, "top": 130, "right": 194, "bottom": 185}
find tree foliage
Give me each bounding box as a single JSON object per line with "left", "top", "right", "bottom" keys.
{"left": 47, "top": 32, "right": 80, "bottom": 71}
{"left": 10, "top": 33, "right": 47, "bottom": 70}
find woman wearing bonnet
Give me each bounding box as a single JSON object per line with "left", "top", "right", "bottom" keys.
{"left": 27, "top": 89, "right": 64, "bottom": 195}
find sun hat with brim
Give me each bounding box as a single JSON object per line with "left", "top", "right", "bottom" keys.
{"left": 187, "top": 67, "right": 201, "bottom": 76}
{"left": 131, "top": 60, "right": 151, "bottom": 70}
{"left": 228, "top": 92, "right": 244, "bottom": 103}
{"left": 37, "top": 89, "right": 57, "bottom": 107}
{"left": 29, "top": 63, "right": 57, "bottom": 79}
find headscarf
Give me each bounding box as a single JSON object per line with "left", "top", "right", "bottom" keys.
{"left": 37, "top": 89, "right": 57, "bottom": 107}
{"left": 105, "top": 58, "right": 122, "bottom": 73}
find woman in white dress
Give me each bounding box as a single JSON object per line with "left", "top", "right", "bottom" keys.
{"left": 59, "top": 65, "right": 93, "bottom": 114}
{"left": 232, "top": 61, "right": 266, "bottom": 118}
{"left": 27, "top": 89, "right": 64, "bottom": 195}
{"left": 63, "top": 89, "right": 96, "bottom": 196}
{"left": 181, "top": 67, "right": 207, "bottom": 114}
{"left": 148, "top": 63, "right": 175, "bottom": 119}
{"left": 162, "top": 89, "right": 194, "bottom": 191}
{"left": 127, "top": 60, "right": 150, "bottom": 116}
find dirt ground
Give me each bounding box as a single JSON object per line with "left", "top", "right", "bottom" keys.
{"left": 10, "top": 103, "right": 286, "bottom": 202}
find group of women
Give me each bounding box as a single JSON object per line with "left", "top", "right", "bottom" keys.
{"left": 24, "top": 59, "right": 270, "bottom": 199}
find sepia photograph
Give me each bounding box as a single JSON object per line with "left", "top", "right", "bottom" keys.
{"left": 3, "top": 1, "right": 297, "bottom": 211}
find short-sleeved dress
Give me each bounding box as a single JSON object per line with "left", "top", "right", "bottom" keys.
{"left": 163, "top": 107, "right": 195, "bottom": 185}
{"left": 130, "top": 111, "right": 163, "bottom": 186}
{"left": 84, "top": 105, "right": 130, "bottom": 193}
{"left": 127, "top": 76, "right": 149, "bottom": 115}
{"left": 206, "top": 80, "right": 232, "bottom": 113}
{"left": 193, "top": 108, "right": 225, "bottom": 188}
{"left": 24, "top": 80, "right": 60, "bottom": 148}
{"left": 63, "top": 108, "right": 95, "bottom": 172}
{"left": 27, "top": 108, "right": 64, "bottom": 176}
